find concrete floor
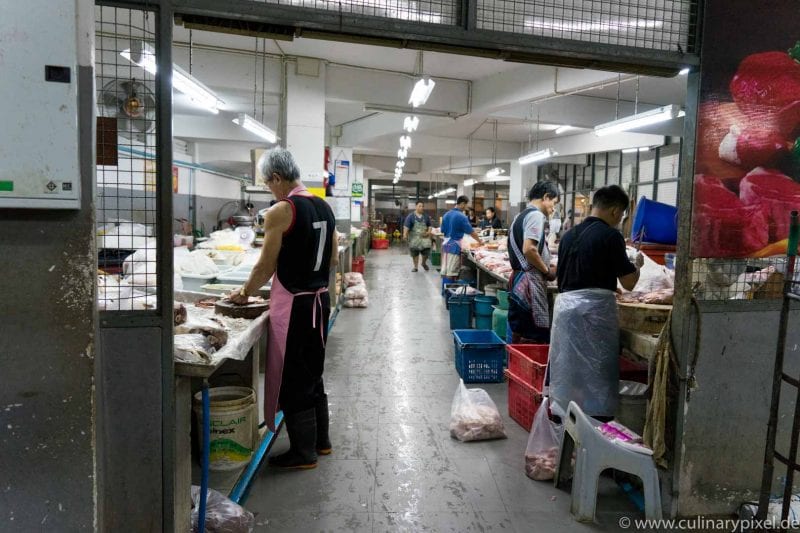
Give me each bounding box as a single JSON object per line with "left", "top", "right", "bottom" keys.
{"left": 246, "top": 246, "right": 640, "bottom": 532}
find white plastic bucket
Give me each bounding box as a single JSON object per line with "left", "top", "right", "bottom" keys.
{"left": 616, "top": 380, "right": 648, "bottom": 435}
{"left": 193, "top": 386, "right": 257, "bottom": 471}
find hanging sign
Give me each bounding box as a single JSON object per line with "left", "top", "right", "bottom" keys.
{"left": 351, "top": 182, "right": 363, "bottom": 197}
{"left": 334, "top": 160, "right": 350, "bottom": 194}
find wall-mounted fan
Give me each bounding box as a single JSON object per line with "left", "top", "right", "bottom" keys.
{"left": 99, "top": 78, "right": 155, "bottom": 141}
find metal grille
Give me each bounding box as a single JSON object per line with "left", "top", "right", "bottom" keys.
{"left": 95, "top": 6, "right": 160, "bottom": 311}
{"left": 476, "top": 0, "right": 697, "bottom": 53}
{"left": 253, "top": 0, "right": 458, "bottom": 24}
{"left": 691, "top": 258, "right": 793, "bottom": 301}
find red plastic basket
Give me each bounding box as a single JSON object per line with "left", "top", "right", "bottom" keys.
{"left": 371, "top": 238, "right": 389, "bottom": 249}
{"left": 505, "top": 369, "right": 543, "bottom": 431}
{"left": 351, "top": 255, "right": 365, "bottom": 275}
{"left": 506, "top": 344, "right": 548, "bottom": 389}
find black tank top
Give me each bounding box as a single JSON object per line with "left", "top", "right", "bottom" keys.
{"left": 507, "top": 206, "right": 544, "bottom": 272}
{"left": 276, "top": 194, "right": 336, "bottom": 293}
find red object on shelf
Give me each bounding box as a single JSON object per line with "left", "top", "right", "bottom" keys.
{"left": 619, "top": 356, "right": 649, "bottom": 384}
{"left": 638, "top": 243, "right": 677, "bottom": 266}
{"left": 372, "top": 238, "right": 389, "bottom": 249}
{"left": 505, "top": 369, "right": 543, "bottom": 431}
{"left": 506, "top": 344, "right": 549, "bottom": 390}
{"left": 352, "top": 255, "right": 365, "bottom": 275}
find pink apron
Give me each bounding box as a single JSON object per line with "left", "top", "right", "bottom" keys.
{"left": 264, "top": 186, "right": 329, "bottom": 431}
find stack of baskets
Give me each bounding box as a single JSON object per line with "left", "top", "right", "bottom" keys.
{"left": 504, "top": 344, "right": 548, "bottom": 430}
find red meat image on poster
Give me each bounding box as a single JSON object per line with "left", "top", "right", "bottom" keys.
{"left": 692, "top": 8, "right": 800, "bottom": 258}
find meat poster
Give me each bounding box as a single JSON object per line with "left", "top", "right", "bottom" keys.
{"left": 691, "top": 0, "right": 800, "bottom": 258}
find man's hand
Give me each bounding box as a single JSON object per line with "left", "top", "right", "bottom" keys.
{"left": 228, "top": 287, "right": 249, "bottom": 305}
{"left": 634, "top": 252, "right": 645, "bottom": 268}
{"left": 545, "top": 264, "right": 557, "bottom": 282}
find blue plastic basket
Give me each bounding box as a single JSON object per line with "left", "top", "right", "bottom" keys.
{"left": 631, "top": 196, "right": 678, "bottom": 245}
{"left": 452, "top": 329, "right": 506, "bottom": 383}
{"left": 449, "top": 297, "right": 473, "bottom": 329}
{"left": 474, "top": 295, "right": 498, "bottom": 316}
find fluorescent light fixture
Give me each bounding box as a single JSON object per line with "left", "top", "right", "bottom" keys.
{"left": 121, "top": 46, "right": 224, "bottom": 114}
{"left": 399, "top": 135, "right": 412, "bottom": 150}
{"left": 679, "top": 67, "right": 690, "bottom": 76}
{"left": 232, "top": 114, "right": 277, "bottom": 143}
{"left": 403, "top": 116, "right": 420, "bottom": 132}
{"left": 594, "top": 104, "right": 684, "bottom": 137}
{"left": 363, "top": 103, "right": 458, "bottom": 118}
{"left": 427, "top": 194, "right": 434, "bottom": 199}
{"left": 525, "top": 18, "right": 662, "bottom": 32}
{"left": 396, "top": 160, "right": 405, "bottom": 168}
{"left": 519, "top": 148, "right": 558, "bottom": 165}
{"left": 485, "top": 167, "right": 505, "bottom": 179}
{"left": 397, "top": 148, "right": 408, "bottom": 160}
{"left": 622, "top": 146, "right": 651, "bottom": 154}
{"left": 409, "top": 78, "right": 435, "bottom": 107}
{"left": 554, "top": 125, "right": 573, "bottom": 135}
{"left": 463, "top": 178, "right": 477, "bottom": 187}
{"left": 445, "top": 199, "right": 457, "bottom": 205}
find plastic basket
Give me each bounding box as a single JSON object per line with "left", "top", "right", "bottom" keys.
{"left": 506, "top": 344, "right": 549, "bottom": 389}
{"left": 505, "top": 369, "right": 543, "bottom": 431}
{"left": 449, "top": 297, "right": 473, "bottom": 329}
{"left": 453, "top": 330, "right": 506, "bottom": 383}
{"left": 351, "top": 255, "right": 365, "bottom": 275}
{"left": 492, "top": 306, "right": 508, "bottom": 341}
{"left": 371, "top": 238, "right": 389, "bottom": 249}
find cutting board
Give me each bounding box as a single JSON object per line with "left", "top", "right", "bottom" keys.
{"left": 214, "top": 299, "right": 269, "bottom": 319}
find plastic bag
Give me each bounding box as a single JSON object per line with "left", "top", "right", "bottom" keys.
{"left": 344, "top": 272, "right": 365, "bottom": 287}
{"left": 343, "top": 296, "right": 368, "bottom": 308}
{"left": 449, "top": 380, "right": 506, "bottom": 442}
{"left": 174, "top": 334, "right": 217, "bottom": 363}
{"left": 191, "top": 486, "right": 255, "bottom": 533}
{"left": 344, "top": 284, "right": 368, "bottom": 299}
{"left": 524, "top": 397, "right": 563, "bottom": 481}
{"left": 176, "top": 250, "right": 220, "bottom": 276}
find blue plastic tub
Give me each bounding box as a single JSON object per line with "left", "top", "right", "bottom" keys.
{"left": 475, "top": 314, "right": 493, "bottom": 330}
{"left": 452, "top": 329, "right": 506, "bottom": 383}
{"left": 474, "top": 295, "right": 498, "bottom": 316}
{"left": 449, "top": 297, "right": 473, "bottom": 330}
{"left": 631, "top": 197, "right": 678, "bottom": 245}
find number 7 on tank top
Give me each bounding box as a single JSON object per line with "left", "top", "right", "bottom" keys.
{"left": 312, "top": 221, "right": 328, "bottom": 272}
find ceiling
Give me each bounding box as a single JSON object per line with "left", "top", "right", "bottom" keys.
{"left": 98, "top": 6, "right": 689, "bottom": 183}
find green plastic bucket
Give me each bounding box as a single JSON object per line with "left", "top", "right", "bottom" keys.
{"left": 496, "top": 290, "right": 509, "bottom": 310}
{"left": 431, "top": 250, "right": 442, "bottom": 267}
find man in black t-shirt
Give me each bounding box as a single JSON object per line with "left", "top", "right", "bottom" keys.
{"left": 549, "top": 186, "right": 644, "bottom": 419}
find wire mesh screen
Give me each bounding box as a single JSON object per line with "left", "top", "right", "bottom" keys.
{"left": 95, "top": 6, "right": 159, "bottom": 311}
{"left": 691, "top": 258, "right": 796, "bottom": 301}
{"left": 476, "top": 0, "right": 698, "bottom": 53}
{"left": 250, "top": 0, "right": 457, "bottom": 25}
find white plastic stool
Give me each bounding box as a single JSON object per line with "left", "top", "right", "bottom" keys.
{"left": 554, "top": 401, "right": 662, "bottom": 522}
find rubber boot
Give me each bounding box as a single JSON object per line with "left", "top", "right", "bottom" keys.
{"left": 315, "top": 394, "right": 332, "bottom": 455}
{"left": 268, "top": 408, "right": 318, "bottom": 469}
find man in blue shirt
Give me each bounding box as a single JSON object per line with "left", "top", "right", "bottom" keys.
{"left": 441, "top": 195, "right": 481, "bottom": 280}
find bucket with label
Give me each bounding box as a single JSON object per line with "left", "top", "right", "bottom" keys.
{"left": 193, "top": 386, "right": 257, "bottom": 471}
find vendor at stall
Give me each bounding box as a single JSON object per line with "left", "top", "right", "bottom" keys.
{"left": 506, "top": 181, "right": 559, "bottom": 344}
{"left": 440, "top": 195, "right": 482, "bottom": 280}
{"left": 549, "top": 185, "right": 644, "bottom": 420}
{"left": 479, "top": 207, "right": 504, "bottom": 231}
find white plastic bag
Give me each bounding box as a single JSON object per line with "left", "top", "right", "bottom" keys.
{"left": 449, "top": 380, "right": 506, "bottom": 442}
{"left": 344, "top": 284, "right": 368, "bottom": 300}
{"left": 344, "top": 272, "right": 365, "bottom": 287}
{"left": 524, "top": 397, "right": 563, "bottom": 481}
{"left": 343, "top": 296, "right": 368, "bottom": 308}
{"left": 191, "top": 486, "right": 255, "bottom": 533}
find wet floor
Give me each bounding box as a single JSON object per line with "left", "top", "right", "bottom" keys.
{"left": 246, "top": 245, "right": 638, "bottom": 532}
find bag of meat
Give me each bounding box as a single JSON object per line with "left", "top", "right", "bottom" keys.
{"left": 524, "top": 397, "right": 564, "bottom": 481}
{"left": 449, "top": 380, "right": 507, "bottom": 442}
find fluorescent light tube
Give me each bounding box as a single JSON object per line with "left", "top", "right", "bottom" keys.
{"left": 399, "top": 136, "right": 412, "bottom": 150}
{"left": 622, "top": 147, "right": 651, "bottom": 154}
{"left": 397, "top": 148, "right": 408, "bottom": 160}
{"left": 396, "top": 161, "right": 405, "bottom": 169}
{"left": 121, "top": 46, "right": 224, "bottom": 114}
{"left": 427, "top": 195, "right": 433, "bottom": 199}
{"left": 679, "top": 68, "right": 690, "bottom": 76}
{"left": 594, "top": 104, "right": 683, "bottom": 136}
{"left": 233, "top": 114, "right": 277, "bottom": 143}
{"left": 485, "top": 167, "right": 505, "bottom": 178}
{"left": 445, "top": 199, "right": 456, "bottom": 204}
{"left": 404, "top": 116, "right": 419, "bottom": 132}
{"left": 463, "top": 179, "right": 476, "bottom": 187}
{"left": 409, "top": 78, "right": 435, "bottom": 107}
{"left": 519, "top": 148, "right": 558, "bottom": 165}
{"left": 554, "top": 125, "right": 573, "bottom": 135}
